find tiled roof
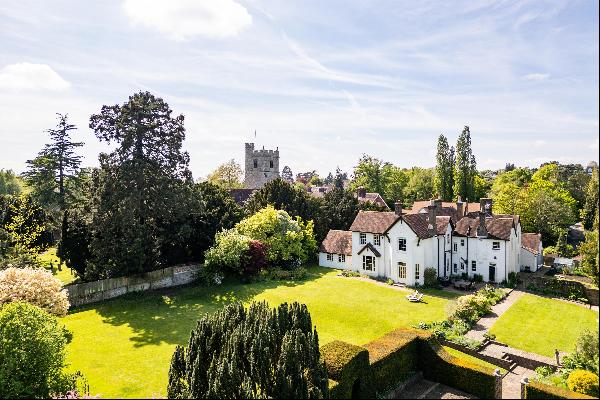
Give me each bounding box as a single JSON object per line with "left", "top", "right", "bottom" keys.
{"left": 436, "top": 216, "right": 452, "bottom": 235}
{"left": 522, "top": 233, "right": 542, "bottom": 255}
{"left": 401, "top": 213, "right": 434, "bottom": 239}
{"left": 350, "top": 211, "right": 399, "bottom": 234}
{"left": 408, "top": 200, "right": 480, "bottom": 218}
{"left": 350, "top": 210, "right": 450, "bottom": 239}
{"left": 454, "top": 213, "right": 516, "bottom": 240}
{"left": 357, "top": 193, "right": 390, "bottom": 210}
{"left": 229, "top": 188, "right": 257, "bottom": 205}
{"left": 319, "top": 230, "right": 352, "bottom": 255}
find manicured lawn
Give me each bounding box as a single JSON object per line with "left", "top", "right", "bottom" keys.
{"left": 489, "top": 293, "right": 599, "bottom": 357}
{"left": 443, "top": 346, "right": 507, "bottom": 374}
{"left": 61, "top": 266, "right": 458, "bottom": 398}
{"left": 39, "top": 247, "right": 78, "bottom": 285}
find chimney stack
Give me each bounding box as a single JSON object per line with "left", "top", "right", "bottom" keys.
{"left": 395, "top": 200, "right": 403, "bottom": 216}
{"left": 357, "top": 187, "right": 367, "bottom": 199}
{"left": 477, "top": 211, "right": 488, "bottom": 237}
{"left": 427, "top": 205, "right": 437, "bottom": 236}
{"left": 480, "top": 198, "right": 493, "bottom": 216}
{"left": 456, "top": 196, "right": 464, "bottom": 218}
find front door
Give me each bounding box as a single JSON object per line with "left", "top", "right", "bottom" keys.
{"left": 489, "top": 263, "right": 496, "bottom": 282}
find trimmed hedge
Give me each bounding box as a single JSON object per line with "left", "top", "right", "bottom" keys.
{"left": 418, "top": 335, "right": 500, "bottom": 399}
{"left": 322, "top": 330, "right": 502, "bottom": 399}
{"left": 526, "top": 380, "right": 597, "bottom": 399}
{"left": 363, "top": 328, "right": 424, "bottom": 394}
{"left": 321, "top": 340, "right": 373, "bottom": 399}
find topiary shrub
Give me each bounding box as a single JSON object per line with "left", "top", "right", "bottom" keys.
{"left": 0, "top": 302, "right": 83, "bottom": 398}
{"left": 321, "top": 340, "right": 372, "bottom": 399}
{"left": 567, "top": 370, "right": 599, "bottom": 397}
{"left": 0, "top": 267, "right": 69, "bottom": 316}
{"left": 167, "top": 301, "right": 328, "bottom": 399}
{"left": 423, "top": 268, "right": 438, "bottom": 288}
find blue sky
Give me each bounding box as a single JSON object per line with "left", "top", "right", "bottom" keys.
{"left": 0, "top": 0, "right": 598, "bottom": 179}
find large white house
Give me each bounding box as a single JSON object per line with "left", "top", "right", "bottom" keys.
{"left": 319, "top": 198, "right": 538, "bottom": 285}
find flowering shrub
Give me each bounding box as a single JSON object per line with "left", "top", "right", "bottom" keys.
{"left": 567, "top": 370, "right": 599, "bottom": 397}
{"left": 0, "top": 267, "right": 69, "bottom": 316}
{"left": 449, "top": 294, "right": 492, "bottom": 323}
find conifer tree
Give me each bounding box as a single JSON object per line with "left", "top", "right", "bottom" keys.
{"left": 167, "top": 301, "right": 328, "bottom": 399}
{"left": 581, "top": 167, "right": 599, "bottom": 230}
{"left": 434, "top": 134, "right": 454, "bottom": 200}
{"left": 23, "top": 114, "right": 83, "bottom": 213}
{"left": 453, "top": 126, "right": 477, "bottom": 200}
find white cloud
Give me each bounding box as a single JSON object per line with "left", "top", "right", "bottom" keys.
{"left": 523, "top": 73, "right": 550, "bottom": 81}
{"left": 122, "top": 0, "right": 252, "bottom": 40}
{"left": 0, "top": 63, "right": 70, "bottom": 91}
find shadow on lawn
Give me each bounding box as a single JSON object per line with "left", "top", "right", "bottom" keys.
{"left": 68, "top": 266, "right": 329, "bottom": 348}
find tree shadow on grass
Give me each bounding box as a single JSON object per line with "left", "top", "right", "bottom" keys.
{"left": 68, "top": 266, "right": 330, "bottom": 348}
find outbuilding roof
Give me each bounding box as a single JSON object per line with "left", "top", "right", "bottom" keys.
{"left": 319, "top": 230, "right": 352, "bottom": 255}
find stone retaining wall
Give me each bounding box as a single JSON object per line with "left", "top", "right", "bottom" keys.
{"left": 66, "top": 264, "right": 201, "bottom": 307}
{"left": 441, "top": 340, "right": 513, "bottom": 371}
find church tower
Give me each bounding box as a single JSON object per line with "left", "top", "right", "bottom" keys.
{"left": 243, "top": 143, "right": 280, "bottom": 189}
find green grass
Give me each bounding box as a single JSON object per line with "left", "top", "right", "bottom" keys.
{"left": 61, "top": 266, "right": 458, "bottom": 398}
{"left": 443, "top": 346, "right": 507, "bottom": 374}
{"left": 489, "top": 293, "right": 599, "bottom": 357}
{"left": 39, "top": 248, "right": 78, "bottom": 285}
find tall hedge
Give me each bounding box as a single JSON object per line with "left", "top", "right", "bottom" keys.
{"left": 167, "top": 301, "right": 328, "bottom": 399}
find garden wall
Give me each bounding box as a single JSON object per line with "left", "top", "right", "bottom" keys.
{"left": 66, "top": 264, "right": 201, "bottom": 307}
{"left": 321, "top": 328, "right": 502, "bottom": 399}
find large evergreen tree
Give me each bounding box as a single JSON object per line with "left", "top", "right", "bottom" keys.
{"left": 581, "top": 167, "right": 599, "bottom": 230}
{"left": 23, "top": 114, "right": 83, "bottom": 212}
{"left": 434, "top": 134, "right": 454, "bottom": 201}
{"left": 281, "top": 166, "right": 294, "bottom": 183}
{"left": 86, "top": 91, "right": 192, "bottom": 278}
{"left": 453, "top": 126, "right": 476, "bottom": 200}
{"left": 167, "top": 301, "right": 328, "bottom": 399}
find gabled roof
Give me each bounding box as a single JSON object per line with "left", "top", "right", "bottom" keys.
{"left": 454, "top": 213, "right": 517, "bottom": 241}
{"left": 357, "top": 192, "right": 390, "bottom": 210}
{"left": 319, "top": 230, "right": 352, "bottom": 255}
{"left": 350, "top": 211, "right": 399, "bottom": 234}
{"left": 357, "top": 242, "right": 381, "bottom": 257}
{"left": 522, "top": 233, "right": 542, "bottom": 255}
{"left": 350, "top": 210, "right": 452, "bottom": 240}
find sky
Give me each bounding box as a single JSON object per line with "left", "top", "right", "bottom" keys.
{"left": 0, "top": 0, "right": 598, "bottom": 180}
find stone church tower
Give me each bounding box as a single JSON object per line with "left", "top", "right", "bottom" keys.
{"left": 243, "top": 143, "right": 280, "bottom": 189}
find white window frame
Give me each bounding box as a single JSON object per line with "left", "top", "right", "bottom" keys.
{"left": 398, "top": 262, "right": 407, "bottom": 279}
{"left": 360, "top": 233, "right": 367, "bottom": 245}
{"left": 471, "top": 261, "right": 477, "bottom": 272}
{"left": 492, "top": 241, "right": 500, "bottom": 250}
{"left": 453, "top": 263, "right": 458, "bottom": 273}
{"left": 415, "top": 264, "right": 420, "bottom": 280}
{"left": 453, "top": 243, "right": 458, "bottom": 252}
{"left": 398, "top": 237, "right": 407, "bottom": 252}
{"left": 362, "top": 255, "right": 375, "bottom": 271}
{"left": 374, "top": 234, "right": 381, "bottom": 246}
{"left": 461, "top": 239, "right": 465, "bottom": 246}
{"left": 326, "top": 253, "right": 333, "bottom": 261}
{"left": 338, "top": 254, "right": 345, "bottom": 263}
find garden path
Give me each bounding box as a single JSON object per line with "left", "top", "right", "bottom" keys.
{"left": 465, "top": 290, "right": 524, "bottom": 341}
